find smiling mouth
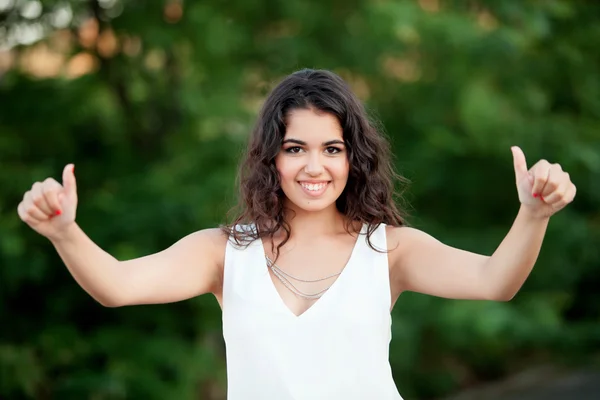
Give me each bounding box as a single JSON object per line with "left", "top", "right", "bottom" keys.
{"left": 297, "top": 181, "right": 330, "bottom": 196}
{"left": 299, "top": 181, "right": 328, "bottom": 191}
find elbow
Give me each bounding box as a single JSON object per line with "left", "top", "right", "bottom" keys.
{"left": 94, "top": 293, "right": 127, "bottom": 308}
{"left": 98, "top": 299, "right": 123, "bottom": 308}
{"left": 491, "top": 293, "right": 515, "bottom": 302}
{"left": 487, "top": 287, "right": 519, "bottom": 302}
{"left": 483, "top": 279, "right": 519, "bottom": 301}
{"left": 90, "top": 278, "right": 130, "bottom": 307}
{"left": 482, "top": 271, "right": 522, "bottom": 302}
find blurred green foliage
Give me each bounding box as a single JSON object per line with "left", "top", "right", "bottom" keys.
{"left": 1, "top": 0, "right": 599, "bottom": 398}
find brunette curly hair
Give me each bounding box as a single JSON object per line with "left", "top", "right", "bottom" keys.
{"left": 223, "top": 69, "right": 409, "bottom": 256}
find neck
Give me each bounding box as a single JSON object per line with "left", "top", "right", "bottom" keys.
{"left": 281, "top": 202, "right": 347, "bottom": 239}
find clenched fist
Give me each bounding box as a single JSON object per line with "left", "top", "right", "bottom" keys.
{"left": 17, "top": 164, "right": 78, "bottom": 241}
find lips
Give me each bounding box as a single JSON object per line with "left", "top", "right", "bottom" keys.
{"left": 298, "top": 181, "right": 330, "bottom": 197}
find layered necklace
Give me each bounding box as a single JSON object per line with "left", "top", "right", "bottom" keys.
{"left": 265, "top": 256, "right": 342, "bottom": 299}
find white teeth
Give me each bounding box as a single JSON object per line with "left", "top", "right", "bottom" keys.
{"left": 301, "top": 182, "right": 327, "bottom": 191}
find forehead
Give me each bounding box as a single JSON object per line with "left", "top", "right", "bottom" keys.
{"left": 284, "top": 108, "right": 343, "bottom": 141}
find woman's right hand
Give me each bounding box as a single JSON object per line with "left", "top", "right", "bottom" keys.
{"left": 17, "top": 164, "right": 78, "bottom": 242}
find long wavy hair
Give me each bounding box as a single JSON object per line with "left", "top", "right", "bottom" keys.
{"left": 222, "top": 69, "right": 409, "bottom": 256}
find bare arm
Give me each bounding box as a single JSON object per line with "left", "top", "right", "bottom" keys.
{"left": 51, "top": 224, "right": 226, "bottom": 307}
{"left": 389, "top": 147, "right": 576, "bottom": 302}
{"left": 17, "top": 164, "right": 227, "bottom": 308}
{"left": 389, "top": 206, "right": 548, "bottom": 301}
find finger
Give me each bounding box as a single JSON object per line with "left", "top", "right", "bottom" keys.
{"left": 531, "top": 160, "right": 551, "bottom": 197}
{"left": 41, "top": 178, "right": 64, "bottom": 215}
{"left": 17, "top": 202, "right": 42, "bottom": 225}
{"left": 540, "top": 165, "right": 564, "bottom": 199}
{"left": 30, "top": 182, "right": 54, "bottom": 216}
{"left": 511, "top": 146, "right": 529, "bottom": 181}
{"left": 62, "top": 164, "right": 77, "bottom": 199}
{"left": 567, "top": 183, "right": 577, "bottom": 203}
{"left": 549, "top": 183, "right": 577, "bottom": 210}
{"left": 22, "top": 196, "right": 48, "bottom": 222}
{"left": 541, "top": 175, "right": 569, "bottom": 204}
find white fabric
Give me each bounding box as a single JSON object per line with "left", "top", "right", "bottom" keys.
{"left": 222, "top": 223, "right": 403, "bottom": 400}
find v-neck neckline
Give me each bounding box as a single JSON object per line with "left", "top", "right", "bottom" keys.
{"left": 258, "top": 224, "right": 365, "bottom": 320}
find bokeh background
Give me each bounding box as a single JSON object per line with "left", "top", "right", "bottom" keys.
{"left": 1, "top": 0, "right": 599, "bottom": 399}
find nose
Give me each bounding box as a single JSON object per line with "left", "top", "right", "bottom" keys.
{"left": 304, "top": 152, "right": 324, "bottom": 176}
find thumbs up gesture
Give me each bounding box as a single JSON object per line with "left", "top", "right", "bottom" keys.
{"left": 18, "top": 164, "right": 78, "bottom": 241}
{"left": 511, "top": 147, "right": 576, "bottom": 219}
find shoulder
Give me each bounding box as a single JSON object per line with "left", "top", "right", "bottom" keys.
{"left": 196, "top": 227, "right": 230, "bottom": 245}
{"left": 385, "top": 225, "right": 430, "bottom": 247}
{"left": 385, "top": 224, "right": 447, "bottom": 275}
{"left": 384, "top": 225, "right": 435, "bottom": 296}
{"left": 385, "top": 225, "right": 436, "bottom": 267}
{"left": 183, "top": 228, "right": 229, "bottom": 296}
{"left": 183, "top": 228, "right": 229, "bottom": 267}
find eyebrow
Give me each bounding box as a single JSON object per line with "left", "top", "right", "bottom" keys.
{"left": 282, "top": 139, "right": 346, "bottom": 146}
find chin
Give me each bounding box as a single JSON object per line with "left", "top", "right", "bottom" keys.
{"left": 286, "top": 196, "right": 340, "bottom": 214}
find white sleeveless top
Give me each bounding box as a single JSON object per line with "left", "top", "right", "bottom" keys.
{"left": 222, "top": 223, "right": 403, "bottom": 400}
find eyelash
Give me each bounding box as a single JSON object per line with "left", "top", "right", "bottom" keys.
{"left": 284, "top": 146, "right": 343, "bottom": 155}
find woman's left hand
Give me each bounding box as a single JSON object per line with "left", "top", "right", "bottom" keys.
{"left": 511, "top": 146, "right": 576, "bottom": 219}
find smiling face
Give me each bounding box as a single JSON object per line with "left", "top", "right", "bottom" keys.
{"left": 275, "top": 108, "right": 350, "bottom": 213}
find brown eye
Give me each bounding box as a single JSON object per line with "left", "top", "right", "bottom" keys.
{"left": 284, "top": 147, "right": 303, "bottom": 154}
{"left": 325, "top": 147, "right": 342, "bottom": 154}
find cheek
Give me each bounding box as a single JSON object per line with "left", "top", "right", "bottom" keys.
{"left": 279, "top": 171, "right": 296, "bottom": 185}
{"left": 275, "top": 159, "right": 296, "bottom": 185}
{"left": 333, "top": 159, "right": 350, "bottom": 181}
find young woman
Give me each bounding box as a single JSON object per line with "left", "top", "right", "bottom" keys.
{"left": 17, "top": 69, "right": 576, "bottom": 399}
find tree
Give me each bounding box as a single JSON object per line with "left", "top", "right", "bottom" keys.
{"left": 1, "top": 0, "right": 598, "bottom": 398}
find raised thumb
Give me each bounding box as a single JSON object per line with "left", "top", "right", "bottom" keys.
{"left": 511, "top": 146, "right": 528, "bottom": 181}
{"left": 62, "top": 164, "right": 77, "bottom": 197}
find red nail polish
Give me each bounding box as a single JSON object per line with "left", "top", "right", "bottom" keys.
{"left": 55, "top": 210, "right": 62, "bottom": 216}
{"left": 540, "top": 196, "right": 545, "bottom": 201}
{"left": 533, "top": 193, "right": 539, "bottom": 198}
